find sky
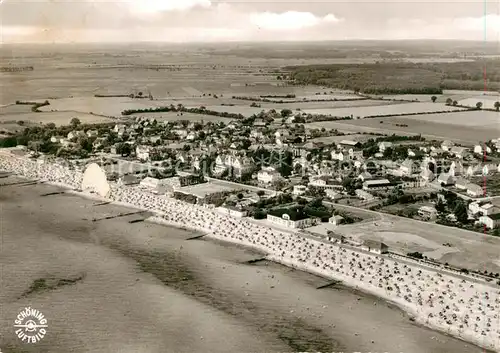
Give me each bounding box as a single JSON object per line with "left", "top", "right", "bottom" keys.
{"left": 1, "top": 0, "right": 499, "bottom": 43}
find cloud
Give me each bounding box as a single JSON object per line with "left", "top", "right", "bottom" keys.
{"left": 128, "top": 0, "right": 212, "bottom": 14}
{"left": 454, "top": 14, "right": 500, "bottom": 32}
{"left": 249, "top": 11, "right": 342, "bottom": 30}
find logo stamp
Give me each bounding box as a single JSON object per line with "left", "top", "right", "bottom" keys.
{"left": 14, "top": 307, "right": 48, "bottom": 344}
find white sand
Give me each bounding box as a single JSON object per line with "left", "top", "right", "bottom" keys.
{"left": 1, "top": 152, "right": 499, "bottom": 353}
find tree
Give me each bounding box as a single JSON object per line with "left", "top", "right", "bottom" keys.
{"left": 476, "top": 101, "right": 483, "bottom": 110}
{"left": 452, "top": 100, "right": 458, "bottom": 106}
{"left": 493, "top": 228, "right": 500, "bottom": 237}
{"left": 70, "top": 118, "right": 81, "bottom": 128}
{"left": 116, "top": 143, "right": 131, "bottom": 157}
{"left": 281, "top": 109, "right": 293, "bottom": 118}
{"left": 431, "top": 96, "right": 437, "bottom": 103}
{"left": 494, "top": 101, "right": 500, "bottom": 111}
{"left": 445, "top": 98, "right": 453, "bottom": 106}
{"left": 435, "top": 199, "right": 446, "bottom": 213}
{"left": 256, "top": 190, "right": 265, "bottom": 197}
{"left": 454, "top": 202, "right": 468, "bottom": 223}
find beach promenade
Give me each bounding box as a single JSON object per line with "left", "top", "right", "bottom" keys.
{"left": 1, "top": 152, "right": 499, "bottom": 352}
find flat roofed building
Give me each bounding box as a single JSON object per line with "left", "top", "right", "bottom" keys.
{"left": 362, "top": 179, "right": 393, "bottom": 191}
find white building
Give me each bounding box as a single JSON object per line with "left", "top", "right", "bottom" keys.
{"left": 378, "top": 142, "right": 393, "bottom": 152}
{"left": 293, "top": 185, "right": 307, "bottom": 196}
{"left": 455, "top": 177, "right": 469, "bottom": 190}
{"left": 450, "top": 146, "right": 468, "bottom": 159}
{"left": 329, "top": 215, "right": 344, "bottom": 226}
{"left": 474, "top": 144, "right": 492, "bottom": 154}
{"left": 258, "top": 166, "right": 281, "bottom": 184}
{"left": 356, "top": 189, "right": 375, "bottom": 201}
{"left": 266, "top": 212, "right": 319, "bottom": 229}
{"left": 418, "top": 205, "right": 438, "bottom": 220}
{"left": 479, "top": 214, "right": 500, "bottom": 229}
{"left": 216, "top": 206, "right": 247, "bottom": 218}
{"left": 469, "top": 201, "right": 495, "bottom": 216}
{"left": 437, "top": 173, "right": 454, "bottom": 186}
{"left": 136, "top": 146, "right": 150, "bottom": 161}
{"left": 361, "top": 240, "right": 389, "bottom": 254}
{"left": 325, "top": 189, "right": 342, "bottom": 200}
{"left": 441, "top": 140, "right": 454, "bottom": 151}
{"left": 467, "top": 183, "right": 484, "bottom": 197}
{"left": 400, "top": 159, "right": 416, "bottom": 176}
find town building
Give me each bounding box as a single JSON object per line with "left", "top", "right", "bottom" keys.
{"left": 378, "top": 142, "right": 393, "bottom": 152}
{"left": 327, "top": 231, "right": 346, "bottom": 244}
{"left": 266, "top": 209, "right": 319, "bottom": 229}
{"left": 257, "top": 166, "right": 281, "bottom": 184}
{"left": 329, "top": 215, "right": 344, "bottom": 226}
{"left": 356, "top": 189, "right": 375, "bottom": 201}
{"left": 362, "top": 179, "right": 393, "bottom": 191}
{"left": 469, "top": 201, "right": 495, "bottom": 216}
{"left": 466, "top": 184, "right": 484, "bottom": 197}
{"left": 293, "top": 185, "right": 307, "bottom": 196}
{"left": 479, "top": 214, "right": 500, "bottom": 229}
{"left": 362, "top": 240, "right": 389, "bottom": 254}
{"left": 418, "top": 205, "right": 438, "bottom": 220}
{"left": 216, "top": 205, "right": 248, "bottom": 218}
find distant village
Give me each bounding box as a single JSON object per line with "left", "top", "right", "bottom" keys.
{"left": 9, "top": 110, "right": 500, "bottom": 237}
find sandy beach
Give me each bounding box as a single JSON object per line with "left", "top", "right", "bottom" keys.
{"left": 0, "top": 173, "right": 496, "bottom": 353}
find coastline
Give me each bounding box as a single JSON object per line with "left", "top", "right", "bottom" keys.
{"left": 0, "top": 154, "right": 499, "bottom": 353}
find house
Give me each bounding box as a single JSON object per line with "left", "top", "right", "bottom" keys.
{"left": 136, "top": 146, "right": 150, "bottom": 161}
{"left": 217, "top": 205, "right": 247, "bottom": 218}
{"left": 441, "top": 140, "right": 454, "bottom": 151}
{"left": 418, "top": 205, "right": 438, "bottom": 220}
{"left": 67, "top": 130, "right": 85, "bottom": 140}
{"left": 466, "top": 183, "right": 484, "bottom": 197}
{"left": 266, "top": 209, "right": 319, "bottom": 229}
{"left": 479, "top": 213, "right": 500, "bottom": 229}
{"left": 139, "top": 177, "right": 172, "bottom": 194}
{"left": 469, "top": 201, "right": 495, "bottom": 216}
{"left": 362, "top": 179, "right": 393, "bottom": 191}
{"left": 309, "top": 176, "right": 343, "bottom": 190}
{"left": 331, "top": 150, "right": 345, "bottom": 161}
{"left": 293, "top": 185, "right": 307, "bottom": 196}
{"left": 325, "top": 189, "right": 342, "bottom": 200}
{"left": 474, "top": 144, "right": 491, "bottom": 154}
{"left": 400, "top": 159, "right": 416, "bottom": 176}
{"left": 455, "top": 177, "right": 469, "bottom": 190}
{"left": 186, "top": 132, "right": 197, "bottom": 141}
{"left": 362, "top": 240, "right": 389, "bottom": 254}
{"left": 50, "top": 136, "right": 65, "bottom": 143}
{"left": 449, "top": 161, "right": 464, "bottom": 176}
{"left": 329, "top": 215, "right": 344, "bottom": 226}
{"left": 258, "top": 166, "right": 281, "bottom": 184}
{"left": 450, "top": 146, "right": 468, "bottom": 159}
{"left": 356, "top": 189, "right": 375, "bottom": 201}
{"left": 327, "top": 232, "right": 345, "bottom": 244}
{"left": 437, "top": 173, "right": 454, "bottom": 186}
{"left": 275, "top": 129, "right": 290, "bottom": 140}
{"left": 86, "top": 129, "right": 98, "bottom": 138}
{"left": 378, "top": 141, "right": 393, "bottom": 152}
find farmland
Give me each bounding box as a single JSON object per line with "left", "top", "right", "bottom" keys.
{"left": 305, "top": 113, "right": 499, "bottom": 144}
{"left": 301, "top": 102, "right": 466, "bottom": 118}
{"left": 0, "top": 111, "right": 115, "bottom": 129}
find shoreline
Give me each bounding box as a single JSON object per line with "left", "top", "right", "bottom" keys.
{"left": 0, "top": 154, "right": 499, "bottom": 353}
